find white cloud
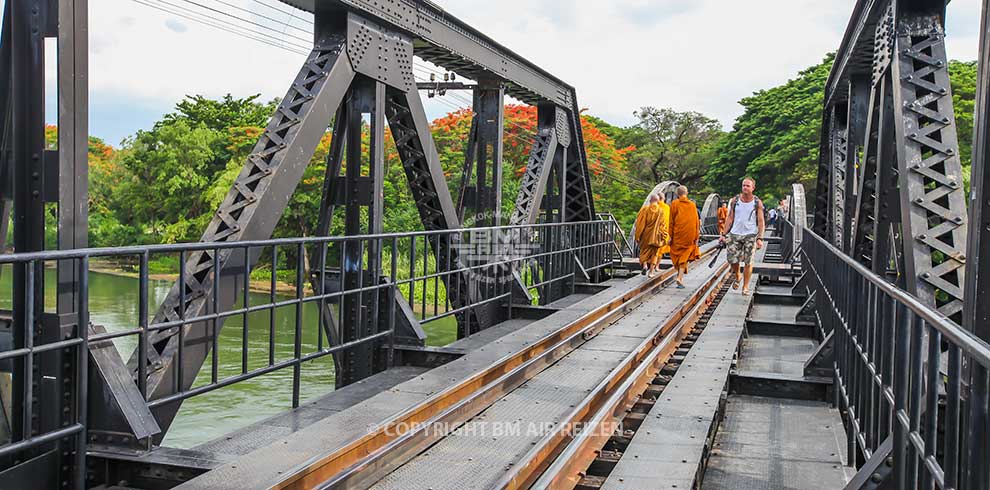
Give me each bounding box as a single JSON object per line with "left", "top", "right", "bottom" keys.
{"left": 11, "top": 0, "right": 987, "bottom": 141}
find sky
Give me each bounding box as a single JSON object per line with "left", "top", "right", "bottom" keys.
{"left": 1, "top": 0, "right": 985, "bottom": 145}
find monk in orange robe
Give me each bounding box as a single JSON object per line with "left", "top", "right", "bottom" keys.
{"left": 634, "top": 194, "right": 669, "bottom": 277}
{"left": 717, "top": 203, "right": 729, "bottom": 234}
{"left": 669, "top": 186, "right": 701, "bottom": 288}
{"left": 657, "top": 195, "right": 672, "bottom": 260}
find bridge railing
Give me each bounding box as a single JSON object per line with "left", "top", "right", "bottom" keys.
{"left": 799, "top": 223, "right": 990, "bottom": 489}
{"left": 0, "top": 220, "right": 614, "bottom": 458}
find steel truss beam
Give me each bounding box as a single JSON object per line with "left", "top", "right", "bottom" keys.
{"left": 967, "top": 0, "right": 990, "bottom": 344}
{"left": 850, "top": 13, "right": 890, "bottom": 269}
{"left": 829, "top": 106, "right": 849, "bottom": 248}
{"left": 384, "top": 85, "right": 500, "bottom": 336}
{"left": 813, "top": 115, "right": 831, "bottom": 237}
{"left": 83, "top": 2, "right": 596, "bottom": 440}
{"left": 889, "top": 6, "right": 967, "bottom": 319}
{"left": 844, "top": 75, "right": 871, "bottom": 254}
{"left": 510, "top": 104, "right": 566, "bottom": 226}
{"left": 963, "top": 1, "right": 990, "bottom": 486}
{"left": 0, "top": 0, "right": 10, "bottom": 205}
{"left": 456, "top": 80, "right": 504, "bottom": 226}
{"left": 121, "top": 28, "right": 357, "bottom": 435}
{"left": 279, "top": 0, "right": 574, "bottom": 107}
{"left": 870, "top": 70, "right": 903, "bottom": 283}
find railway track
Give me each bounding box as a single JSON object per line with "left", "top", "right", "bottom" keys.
{"left": 274, "top": 244, "right": 727, "bottom": 490}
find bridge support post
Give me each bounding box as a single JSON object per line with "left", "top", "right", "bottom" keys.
{"left": 963, "top": 0, "right": 990, "bottom": 487}
{"left": 889, "top": 6, "right": 968, "bottom": 319}
{"left": 456, "top": 79, "right": 504, "bottom": 227}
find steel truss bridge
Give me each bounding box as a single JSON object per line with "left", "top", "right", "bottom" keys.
{"left": 1, "top": 0, "right": 990, "bottom": 488}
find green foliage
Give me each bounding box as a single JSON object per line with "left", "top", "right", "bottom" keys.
{"left": 949, "top": 60, "right": 977, "bottom": 191}
{"left": 705, "top": 54, "right": 834, "bottom": 202}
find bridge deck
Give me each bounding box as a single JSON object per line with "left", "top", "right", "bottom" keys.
{"left": 369, "top": 261, "right": 722, "bottom": 490}
{"left": 599, "top": 267, "right": 752, "bottom": 490}
{"left": 176, "top": 273, "right": 661, "bottom": 489}
{"left": 703, "top": 284, "right": 852, "bottom": 489}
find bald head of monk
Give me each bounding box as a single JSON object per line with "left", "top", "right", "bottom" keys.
{"left": 649, "top": 194, "right": 660, "bottom": 204}
{"left": 677, "top": 185, "right": 688, "bottom": 197}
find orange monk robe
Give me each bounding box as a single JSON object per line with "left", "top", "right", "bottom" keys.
{"left": 658, "top": 200, "right": 672, "bottom": 258}
{"left": 634, "top": 203, "right": 669, "bottom": 267}
{"left": 717, "top": 207, "right": 729, "bottom": 234}
{"left": 669, "top": 196, "right": 701, "bottom": 268}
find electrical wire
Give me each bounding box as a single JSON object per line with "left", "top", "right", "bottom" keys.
{"left": 126, "top": 0, "right": 651, "bottom": 191}
{"left": 128, "top": 0, "right": 310, "bottom": 55}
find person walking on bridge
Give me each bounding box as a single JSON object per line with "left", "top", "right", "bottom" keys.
{"left": 634, "top": 194, "right": 669, "bottom": 277}
{"left": 657, "top": 193, "right": 672, "bottom": 259}
{"left": 668, "top": 186, "right": 701, "bottom": 288}
{"left": 717, "top": 202, "right": 729, "bottom": 234}
{"left": 720, "top": 178, "right": 766, "bottom": 295}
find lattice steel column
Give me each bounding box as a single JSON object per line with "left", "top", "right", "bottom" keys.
{"left": 813, "top": 112, "right": 832, "bottom": 237}
{"left": 851, "top": 8, "right": 894, "bottom": 268}
{"left": 845, "top": 75, "right": 870, "bottom": 253}
{"left": 510, "top": 104, "right": 564, "bottom": 226}
{"left": 966, "top": 0, "right": 990, "bottom": 344}
{"left": 890, "top": 9, "right": 968, "bottom": 318}
{"left": 872, "top": 71, "right": 903, "bottom": 282}
{"left": 130, "top": 33, "right": 356, "bottom": 433}
{"left": 455, "top": 80, "right": 504, "bottom": 226}
{"left": 829, "top": 107, "right": 849, "bottom": 248}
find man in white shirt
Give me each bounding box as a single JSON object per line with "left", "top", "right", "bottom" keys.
{"left": 719, "top": 178, "right": 766, "bottom": 295}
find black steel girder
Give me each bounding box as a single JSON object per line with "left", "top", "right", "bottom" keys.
{"left": 455, "top": 80, "right": 504, "bottom": 226}
{"left": 279, "top": 0, "right": 574, "bottom": 107}
{"left": 127, "top": 30, "right": 357, "bottom": 436}
{"left": 889, "top": 4, "right": 967, "bottom": 319}
{"left": 966, "top": 0, "right": 990, "bottom": 344}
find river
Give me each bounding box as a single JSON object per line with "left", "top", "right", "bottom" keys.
{"left": 0, "top": 267, "right": 457, "bottom": 448}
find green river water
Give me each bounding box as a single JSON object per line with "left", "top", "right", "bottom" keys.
{"left": 0, "top": 267, "right": 457, "bottom": 449}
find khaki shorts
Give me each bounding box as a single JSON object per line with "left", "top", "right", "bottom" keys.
{"left": 727, "top": 233, "right": 757, "bottom": 265}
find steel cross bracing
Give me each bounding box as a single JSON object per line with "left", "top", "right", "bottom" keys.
{"left": 279, "top": 0, "right": 575, "bottom": 107}
{"left": 890, "top": 9, "right": 968, "bottom": 318}
{"left": 818, "top": 0, "right": 968, "bottom": 321}
{"left": 72, "top": 5, "right": 598, "bottom": 438}
{"left": 829, "top": 107, "right": 849, "bottom": 248}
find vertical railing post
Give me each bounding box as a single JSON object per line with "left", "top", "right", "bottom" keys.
{"left": 75, "top": 257, "right": 89, "bottom": 489}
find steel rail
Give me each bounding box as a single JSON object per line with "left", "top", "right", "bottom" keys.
{"left": 494, "top": 264, "right": 730, "bottom": 489}
{"left": 272, "top": 242, "right": 719, "bottom": 489}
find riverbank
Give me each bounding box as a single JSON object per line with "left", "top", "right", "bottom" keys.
{"left": 87, "top": 258, "right": 305, "bottom": 296}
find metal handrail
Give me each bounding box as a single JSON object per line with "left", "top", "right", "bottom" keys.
{"left": 795, "top": 217, "right": 990, "bottom": 489}
{"left": 0, "top": 219, "right": 615, "bottom": 470}
{"left": 800, "top": 223, "right": 990, "bottom": 367}
{"left": 0, "top": 219, "right": 613, "bottom": 263}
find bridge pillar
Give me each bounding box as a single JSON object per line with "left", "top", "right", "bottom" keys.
{"left": 456, "top": 79, "right": 504, "bottom": 227}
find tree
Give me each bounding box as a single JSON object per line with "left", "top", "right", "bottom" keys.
{"left": 949, "top": 60, "right": 977, "bottom": 190}
{"left": 628, "top": 107, "right": 722, "bottom": 188}
{"left": 706, "top": 55, "right": 834, "bottom": 202}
